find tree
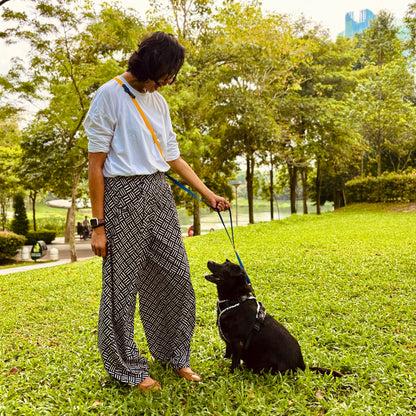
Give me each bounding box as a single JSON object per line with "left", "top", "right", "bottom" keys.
{"left": 359, "top": 10, "right": 403, "bottom": 67}
{"left": 151, "top": 0, "right": 233, "bottom": 236}
{"left": 148, "top": 0, "right": 214, "bottom": 43}
{"left": 165, "top": 63, "right": 234, "bottom": 235}
{"left": 405, "top": 1, "right": 416, "bottom": 55}
{"left": 198, "top": 2, "right": 306, "bottom": 223}
{"left": 0, "top": 120, "right": 21, "bottom": 230}
{"left": 278, "top": 28, "right": 359, "bottom": 213}
{"left": 19, "top": 122, "right": 73, "bottom": 231}
{"left": 350, "top": 11, "right": 416, "bottom": 177}
{"left": 348, "top": 61, "right": 416, "bottom": 176}
{"left": 1, "top": 0, "right": 144, "bottom": 260}
{"left": 10, "top": 191, "right": 29, "bottom": 236}
{"left": 0, "top": 144, "right": 21, "bottom": 230}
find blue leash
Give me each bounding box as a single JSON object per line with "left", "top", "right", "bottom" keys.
{"left": 165, "top": 172, "right": 251, "bottom": 285}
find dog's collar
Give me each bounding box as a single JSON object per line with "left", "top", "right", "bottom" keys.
{"left": 217, "top": 295, "right": 255, "bottom": 313}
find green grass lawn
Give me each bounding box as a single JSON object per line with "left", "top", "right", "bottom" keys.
{"left": 1, "top": 205, "right": 415, "bottom": 415}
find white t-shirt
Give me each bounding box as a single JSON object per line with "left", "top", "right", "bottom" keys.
{"left": 84, "top": 76, "right": 180, "bottom": 177}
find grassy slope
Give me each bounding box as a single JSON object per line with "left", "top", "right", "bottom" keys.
{"left": 0, "top": 207, "right": 415, "bottom": 415}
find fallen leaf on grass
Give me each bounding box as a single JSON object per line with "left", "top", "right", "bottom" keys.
{"left": 316, "top": 389, "right": 324, "bottom": 400}
{"left": 8, "top": 367, "right": 20, "bottom": 375}
{"left": 247, "top": 389, "right": 256, "bottom": 398}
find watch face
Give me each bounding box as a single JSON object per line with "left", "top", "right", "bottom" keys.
{"left": 90, "top": 218, "right": 105, "bottom": 228}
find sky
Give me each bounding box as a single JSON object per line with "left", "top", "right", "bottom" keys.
{"left": 260, "top": 0, "right": 410, "bottom": 36}
{"left": 0, "top": 0, "right": 413, "bottom": 74}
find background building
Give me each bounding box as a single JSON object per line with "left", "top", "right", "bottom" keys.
{"left": 342, "top": 8, "right": 375, "bottom": 38}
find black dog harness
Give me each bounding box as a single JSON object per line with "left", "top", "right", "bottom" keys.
{"left": 216, "top": 295, "right": 266, "bottom": 350}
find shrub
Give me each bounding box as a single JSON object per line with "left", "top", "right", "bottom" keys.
{"left": 25, "top": 230, "right": 57, "bottom": 245}
{"left": 345, "top": 171, "right": 416, "bottom": 203}
{"left": 10, "top": 192, "right": 30, "bottom": 236}
{"left": 37, "top": 218, "right": 66, "bottom": 235}
{"left": 0, "top": 230, "right": 26, "bottom": 260}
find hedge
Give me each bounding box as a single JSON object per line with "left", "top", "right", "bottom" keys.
{"left": 0, "top": 231, "right": 26, "bottom": 260}
{"left": 345, "top": 171, "right": 416, "bottom": 203}
{"left": 25, "top": 230, "right": 57, "bottom": 245}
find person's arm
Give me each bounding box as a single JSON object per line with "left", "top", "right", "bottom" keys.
{"left": 167, "top": 156, "right": 230, "bottom": 211}
{"left": 88, "top": 152, "right": 108, "bottom": 257}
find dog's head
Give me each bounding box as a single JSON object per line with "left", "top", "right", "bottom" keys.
{"left": 205, "top": 259, "right": 252, "bottom": 300}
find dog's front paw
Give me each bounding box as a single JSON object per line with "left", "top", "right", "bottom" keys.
{"left": 229, "top": 364, "right": 242, "bottom": 373}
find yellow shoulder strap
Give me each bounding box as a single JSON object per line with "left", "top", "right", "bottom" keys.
{"left": 113, "top": 77, "right": 165, "bottom": 160}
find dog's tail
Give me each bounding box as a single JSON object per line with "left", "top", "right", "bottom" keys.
{"left": 309, "top": 366, "right": 343, "bottom": 378}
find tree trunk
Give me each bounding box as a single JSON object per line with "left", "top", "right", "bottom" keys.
{"left": 0, "top": 203, "right": 4, "bottom": 230}
{"left": 333, "top": 190, "right": 341, "bottom": 210}
{"left": 377, "top": 91, "right": 382, "bottom": 177}
{"left": 30, "top": 191, "right": 37, "bottom": 231}
{"left": 342, "top": 187, "right": 347, "bottom": 207}
{"left": 65, "top": 208, "right": 71, "bottom": 244}
{"left": 274, "top": 194, "right": 281, "bottom": 220}
{"left": 288, "top": 163, "right": 297, "bottom": 214}
{"left": 316, "top": 160, "right": 321, "bottom": 215}
{"left": 300, "top": 169, "right": 308, "bottom": 215}
{"left": 66, "top": 169, "right": 82, "bottom": 262}
{"left": 269, "top": 163, "right": 274, "bottom": 221}
{"left": 377, "top": 127, "right": 382, "bottom": 177}
{"left": 0, "top": 194, "right": 7, "bottom": 230}
{"left": 193, "top": 198, "right": 201, "bottom": 236}
{"left": 246, "top": 155, "right": 255, "bottom": 224}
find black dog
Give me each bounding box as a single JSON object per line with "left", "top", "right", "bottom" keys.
{"left": 205, "top": 260, "right": 343, "bottom": 377}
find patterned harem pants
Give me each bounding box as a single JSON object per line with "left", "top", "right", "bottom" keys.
{"left": 98, "top": 172, "right": 196, "bottom": 386}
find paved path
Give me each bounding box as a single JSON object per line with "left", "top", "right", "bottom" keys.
{"left": 0, "top": 237, "right": 97, "bottom": 276}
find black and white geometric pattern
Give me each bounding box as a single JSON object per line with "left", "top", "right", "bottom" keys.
{"left": 97, "top": 172, "right": 196, "bottom": 386}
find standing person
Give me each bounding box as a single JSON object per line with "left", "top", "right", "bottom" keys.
{"left": 84, "top": 31, "right": 230, "bottom": 392}
{"left": 82, "top": 215, "right": 89, "bottom": 230}
{"left": 82, "top": 215, "right": 91, "bottom": 239}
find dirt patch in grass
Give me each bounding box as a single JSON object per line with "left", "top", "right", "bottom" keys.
{"left": 388, "top": 202, "right": 416, "bottom": 212}
{"left": 338, "top": 202, "right": 416, "bottom": 213}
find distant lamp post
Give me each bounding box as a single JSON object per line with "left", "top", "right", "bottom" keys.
{"left": 229, "top": 180, "right": 241, "bottom": 226}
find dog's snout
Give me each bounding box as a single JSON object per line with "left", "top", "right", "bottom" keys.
{"left": 207, "top": 260, "right": 218, "bottom": 272}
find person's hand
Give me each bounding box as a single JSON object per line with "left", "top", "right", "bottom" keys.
{"left": 209, "top": 195, "right": 230, "bottom": 212}
{"left": 91, "top": 227, "right": 108, "bottom": 258}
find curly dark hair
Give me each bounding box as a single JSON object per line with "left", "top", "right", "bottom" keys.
{"left": 127, "top": 31, "right": 185, "bottom": 83}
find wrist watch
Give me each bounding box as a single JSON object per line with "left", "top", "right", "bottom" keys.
{"left": 90, "top": 218, "right": 105, "bottom": 229}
